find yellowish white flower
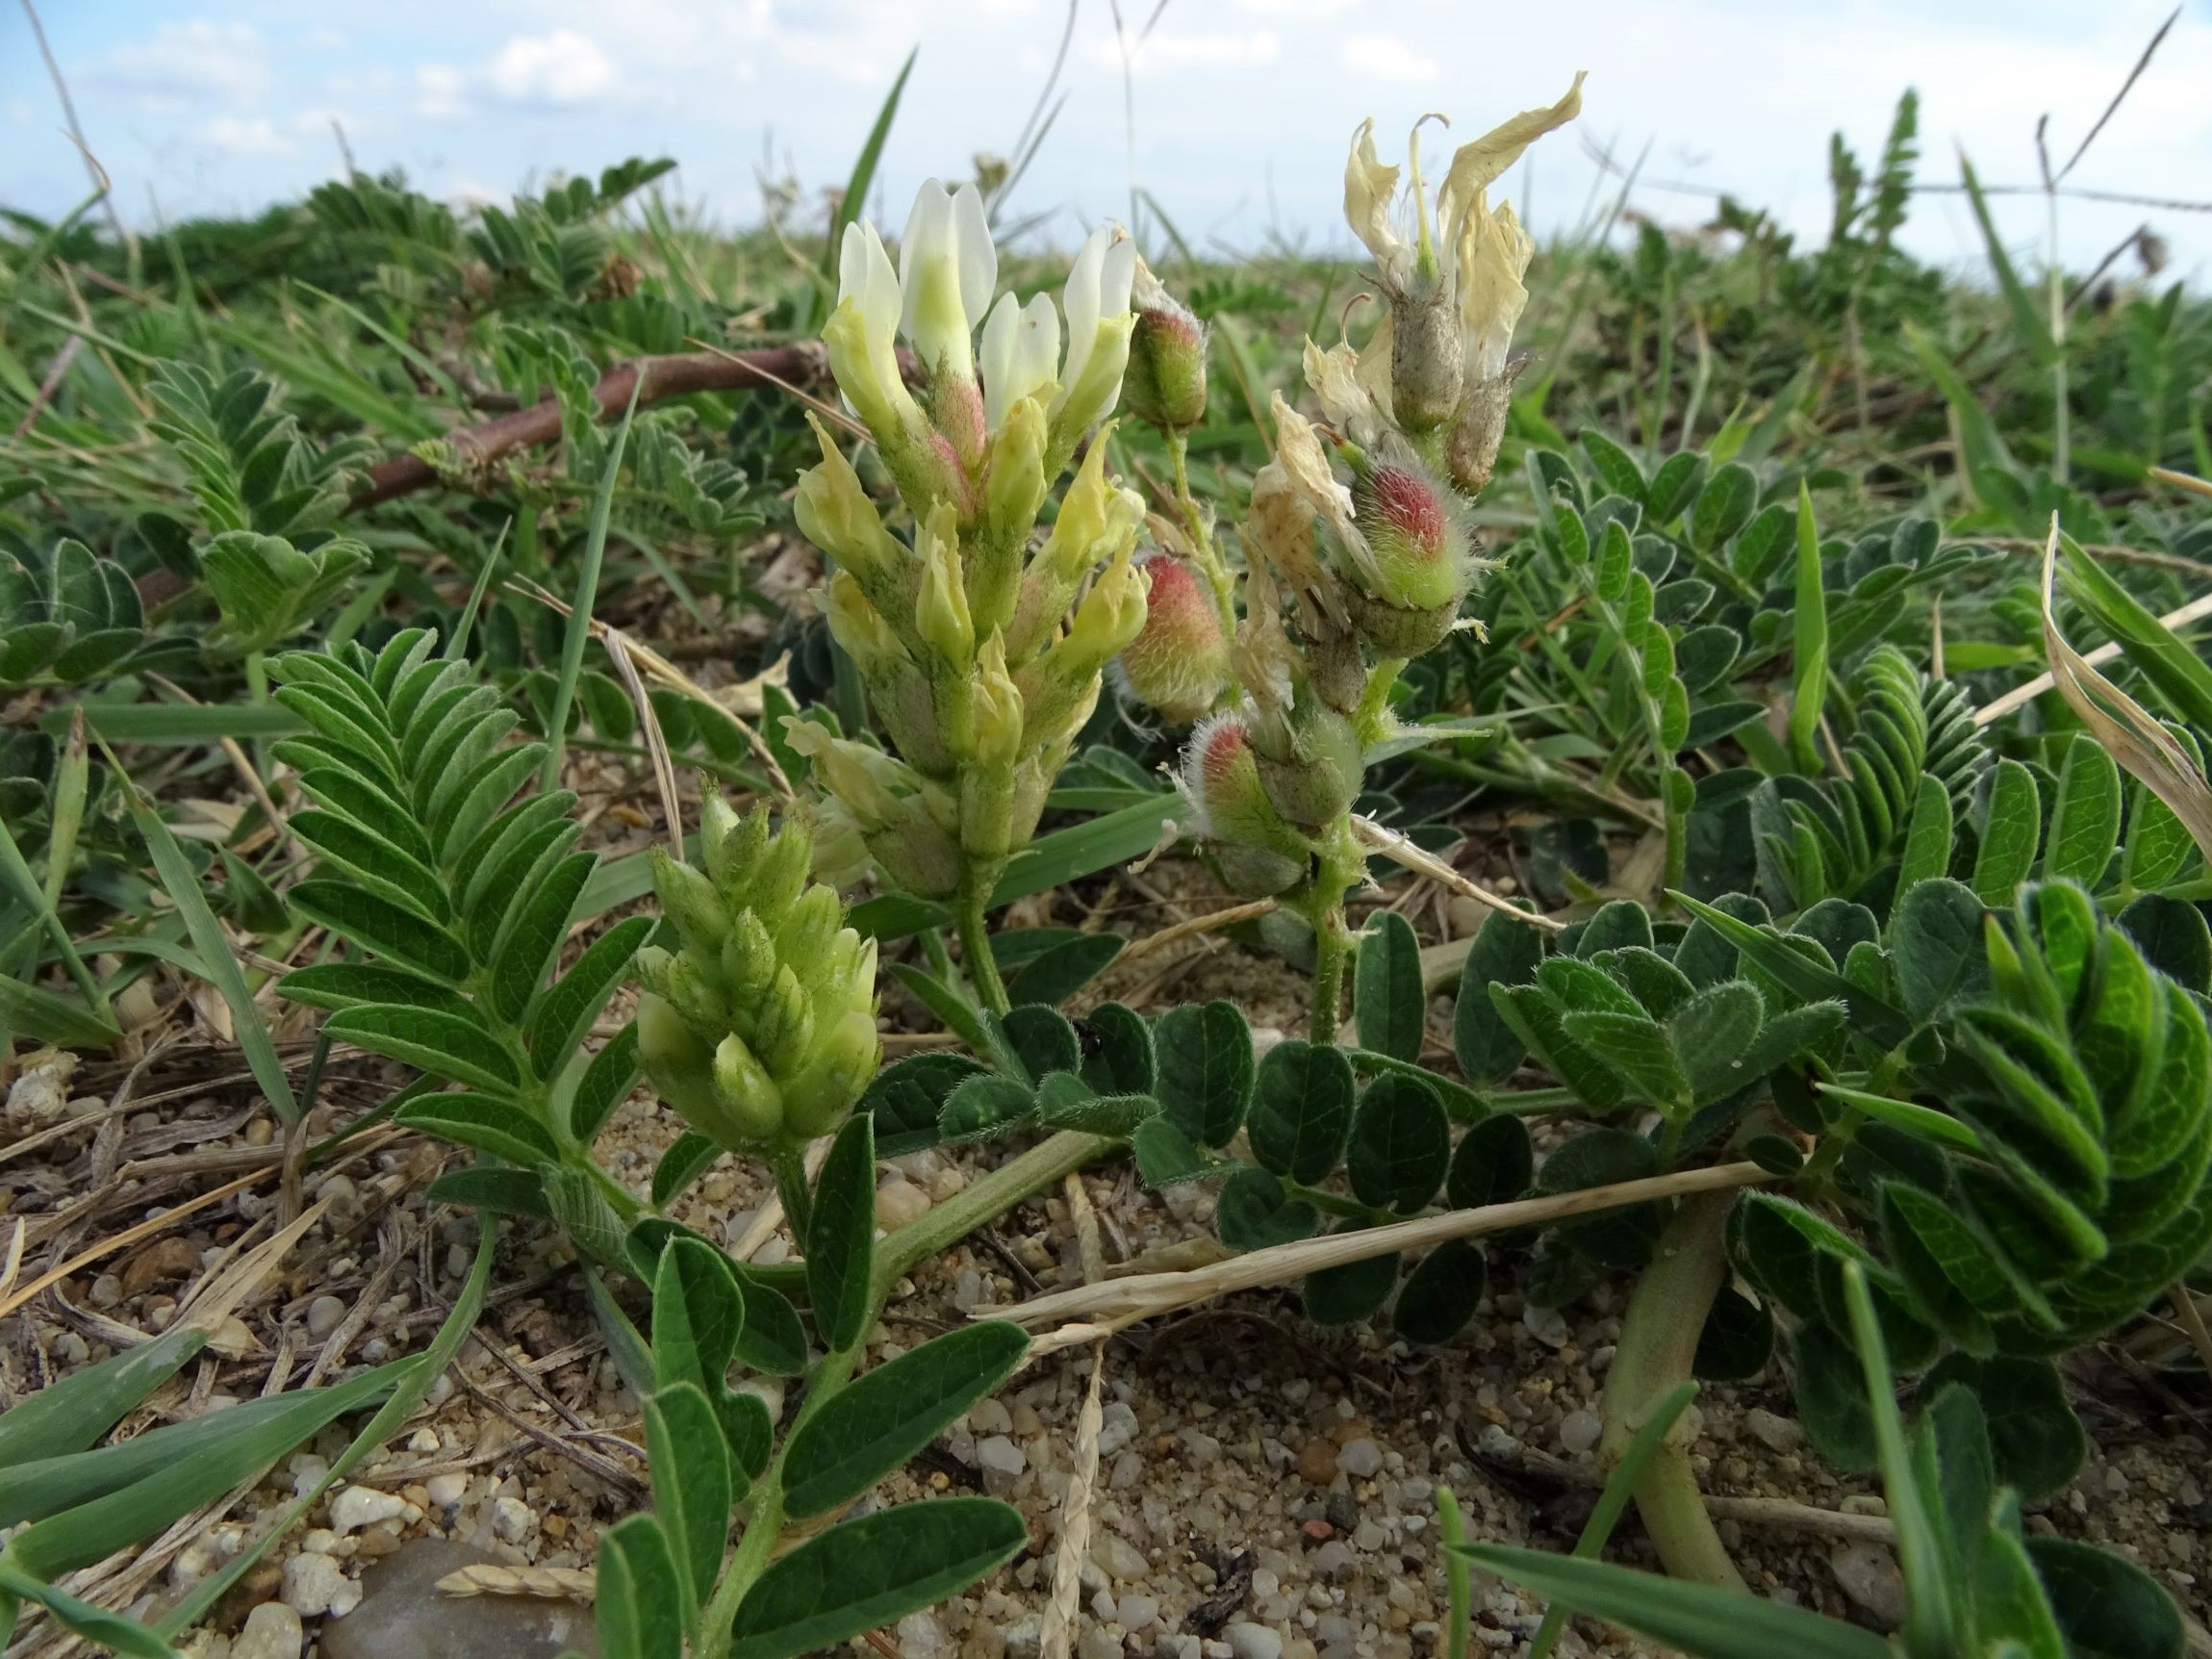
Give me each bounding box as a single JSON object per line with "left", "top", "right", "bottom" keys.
{"left": 1050, "top": 225, "right": 1139, "bottom": 436}
{"left": 1456, "top": 196, "right": 1535, "bottom": 380}
{"left": 899, "top": 180, "right": 997, "bottom": 382}
{"left": 831, "top": 219, "right": 927, "bottom": 442}
{"left": 980, "top": 293, "right": 1061, "bottom": 431}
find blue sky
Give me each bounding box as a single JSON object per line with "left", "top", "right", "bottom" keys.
{"left": 6, "top": 1, "right": 2209, "bottom": 283}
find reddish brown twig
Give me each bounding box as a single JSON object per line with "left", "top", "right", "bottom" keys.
{"left": 347, "top": 343, "right": 841, "bottom": 511}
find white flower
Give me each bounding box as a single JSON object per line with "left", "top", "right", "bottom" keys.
{"left": 898, "top": 179, "right": 997, "bottom": 381}
{"left": 979, "top": 291, "right": 1060, "bottom": 432}
{"left": 832, "top": 218, "right": 923, "bottom": 438}
{"left": 1050, "top": 225, "right": 1138, "bottom": 432}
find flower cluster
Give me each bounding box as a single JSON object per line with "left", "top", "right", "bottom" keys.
{"left": 634, "top": 794, "right": 880, "bottom": 1153}
{"left": 1337, "top": 74, "right": 1584, "bottom": 493}
{"left": 1176, "top": 79, "right": 1585, "bottom": 901}
{"left": 795, "top": 181, "right": 1153, "bottom": 905}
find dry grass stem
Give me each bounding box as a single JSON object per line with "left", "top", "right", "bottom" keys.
{"left": 1349, "top": 816, "right": 1566, "bottom": 934}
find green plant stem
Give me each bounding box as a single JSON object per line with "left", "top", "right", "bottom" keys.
{"left": 773, "top": 1143, "right": 814, "bottom": 1243}
{"left": 696, "top": 1126, "right": 1110, "bottom": 1655}
{"left": 875, "top": 1128, "right": 1110, "bottom": 1290}
{"left": 956, "top": 890, "right": 1010, "bottom": 1016}
{"left": 1597, "top": 1188, "right": 1746, "bottom": 1593}
{"left": 1307, "top": 897, "right": 1352, "bottom": 1044}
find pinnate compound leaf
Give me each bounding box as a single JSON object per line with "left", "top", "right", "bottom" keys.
{"left": 1250, "top": 1040, "right": 1356, "bottom": 1184}
{"left": 1972, "top": 758, "right": 2043, "bottom": 906}
{"left": 1888, "top": 877, "right": 1989, "bottom": 1024}
{"left": 1445, "top": 1114, "right": 1534, "bottom": 1209}
{"left": 1393, "top": 1239, "right": 1487, "bottom": 1345}
{"left": 1667, "top": 981, "right": 1764, "bottom": 1105}
{"left": 781, "top": 1323, "right": 1030, "bottom": 1519}
{"left": 729, "top": 1498, "right": 1029, "bottom": 1659}
{"left": 860, "top": 1052, "right": 989, "bottom": 1156}
{"left": 526, "top": 913, "right": 651, "bottom": 1082}
{"left": 572, "top": 1023, "right": 643, "bottom": 1143}
{"left": 291, "top": 879, "right": 472, "bottom": 983}
{"left": 2044, "top": 735, "right": 2122, "bottom": 886}
{"left": 1345, "top": 1074, "right": 1449, "bottom": 1213}
{"left": 652, "top": 1236, "right": 745, "bottom": 1398}
{"left": 1156, "top": 1000, "right": 1255, "bottom": 1147}
{"left": 2025, "top": 1537, "right": 2184, "bottom": 1659}
{"left": 1215, "top": 1165, "right": 1319, "bottom": 1250}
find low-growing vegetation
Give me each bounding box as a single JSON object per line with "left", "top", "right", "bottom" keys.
{"left": 3, "top": 40, "right": 2211, "bottom": 1659}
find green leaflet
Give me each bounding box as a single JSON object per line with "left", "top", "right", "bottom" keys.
{"left": 729, "top": 1499, "right": 1028, "bottom": 1659}
{"left": 1248, "top": 1040, "right": 1355, "bottom": 1185}
{"left": 1354, "top": 910, "right": 1425, "bottom": 1062}
{"left": 780, "top": 1323, "right": 1030, "bottom": 1519}
{"left": 805, "top": 1113, "right": 877, "bottom": 1353}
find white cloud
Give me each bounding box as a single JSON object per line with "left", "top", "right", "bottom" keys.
{"left": 415, "top": 63, "right": 470, "bottom": 120}
{"left": 99, "top": 19, "right": 268, "bottom": 107}
{"left": 485, "top": 30, "right": 623, "bottom": 108}
{"left": 199, "top": 115, "right": 290, "bottom": 155}
{"left": 1342, "top": 37, "right": 1437, "bottom": 83}
{"left": 1084, "top": 28, "right": 1281, "bottom": 70}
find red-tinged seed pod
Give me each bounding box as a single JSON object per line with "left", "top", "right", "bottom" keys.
{"left": 1114, "top": 553, "right": 1230, "bottom": 724}
{"left": 1125, "top": 274, "right": 1208, "bottom": 433}
{"left": 1352, "top": 454, "right": 1464, "bottom": 614}
{"left": 1177, "top": 713, "right": 1309, "bottom": 896}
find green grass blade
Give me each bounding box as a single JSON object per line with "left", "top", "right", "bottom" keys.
{"left": 1527, "top": 1381, "right": 1700, "bottom": 1659}
{"left": 1457, "top": 1545, "right": 1891, "bottom": 1659}
{"left": 156, "top": 1219, "right": 498, "bottom": 1637}
{"left": 2057, "top": 533, "right": 2212, "bottom": 728}
{"left": 0, "top": 1324, "right": 207, "bottom": 1472}
{"left": 0, "top": 807, "right": 110, "bottom": 1022}
{"left": 817, "top": 46, "right": 919, "bottom": 308}
{"left": 1957, "top": 156, "right": 2056, "bottom": 367}
{"left": 103, "top": 738, "right": 299, "bottom": 1120}
{"left": 540, "top": 379, "right": 643, "bottom": 793}
{"left": 51, "top": 702, "right": 307, "bottom": 743}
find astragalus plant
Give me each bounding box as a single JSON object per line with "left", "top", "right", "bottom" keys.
{"left": 789, "top": 181, "right": 1148, "bottom": 1013}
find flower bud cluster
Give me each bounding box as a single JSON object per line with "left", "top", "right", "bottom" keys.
{"left": 634, "top": 793, "right": 880, "bottom": 1152}
{"left": 800, "top": 181, "right": 1154, "bottom": 897}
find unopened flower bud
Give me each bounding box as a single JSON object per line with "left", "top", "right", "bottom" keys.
{"left": 899, "top": 179, "right": 995, "bottom": 386}
{"left": 781, "top": 1008, "right": 881, "bottom": 1137}
{"left": 795, "top": 415, "right": 903, "bottom": 584}
{"left": 973, "top": 634, "right": 1024, "bottom": 769}
{"left": 1175, "top": 713, "right": 1310, "bottom": 897}
{"left": 1251, "top": 693, "right": 1364, "bottom": 830}
{"left": 914, "top": 504, "right": 975, "bottom": 669}
{"left": 1114, "top": 553, "right": 1229, "bottom": 723}
{"left": 711, "top": 1032, "right": 785, "bottom": 1145}
{"left": 752, "top": 963, "right": 814, "bottom": 1074}
{"left": 651, "top": 847, "right": 731, "bottom": 952}
{"left": 1349, "top": 449, "right": 1465, "bottom": 613}
{"left": 704, "top": 799, "right": 769, "bottom": 903}
{"left": 721, "top": 910, "right": 777, "bottom": 1005}
{"left": 638, "top": 992, "right": 722, "bottom": 1134}
{"left": 1124, "top": 260, "right": 1208, "bottom": 432}
{"left": 821, "top": 570, "right": 909, "bottom": 677}
{"left": 746, "top": 824, "right": 812, "bottom": 931}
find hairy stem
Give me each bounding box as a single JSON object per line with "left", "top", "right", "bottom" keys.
{"left": 876, "top": 1128, "right": 1110, "bottom": 1292}
{"left": 1598, "top": 1189, "right": 1747, "bottom": 1592}
{"left": 957, "top": 891, "right": 1010, "bottom": 1016}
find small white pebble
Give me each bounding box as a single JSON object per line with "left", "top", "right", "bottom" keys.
{"left": 280, "top": 1551, "right": 354, "bottom": 1618}
{"left": 491, "top": 1494, "right": 536, "bottom": 1544}
{"left": 327, "top": 1486, "right": 405, "bottom": 1533}
{"left": 230, "top": 1601, "right": 304, "bottom": 1659}
{"left": 1558, "top": 1410, "right": 1603, "bottom": 1456}
{"left": 424, "top": 1473, "right": 469, "bottom": 1510}
{"left": 305, "top": 1296, "right": 346, "bottom": 1340}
